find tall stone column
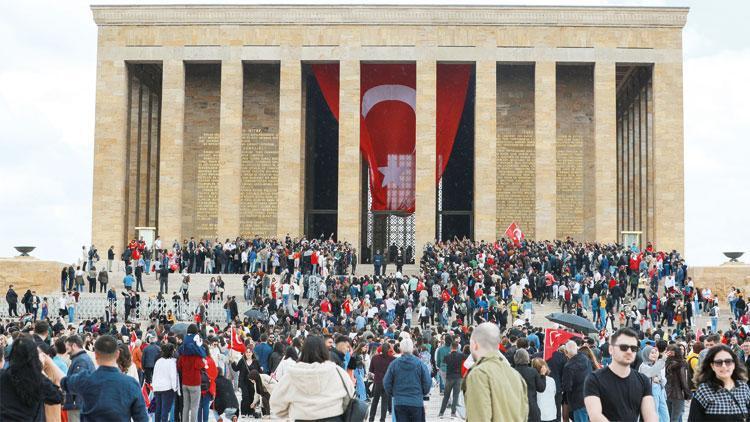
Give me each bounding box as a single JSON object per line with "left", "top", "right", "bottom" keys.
{"left": 534, "top": 61, "right": 557, "bottom": 241}
{"left": 594, "top": 62, "right": 617, "bottom": 243}
{"left": 277, "top": 58, "right": 303, "bottom": 237}
{"left": 158, "top": 60, "right": 185, "bottom": 244}
{"left": 217, "top": 60, "right": 243, "bottom": 239}
{"left": 652, "top": 62, "right": 685, "bottom": 253}
{"left": 415, "top": 60, "right": 437, "bottom": 251}
{"left": 338, "top": 60, "right": 361, "bottom": 249}
{"left": 474, "top": 60, "right": 497, "bottom": 242}
{"left": 92, "top": 59, "right": 129, "bottom": 251}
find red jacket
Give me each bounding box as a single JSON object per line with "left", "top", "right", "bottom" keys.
{"left": 177, "top": 354, "right": 204, "bottom": 386}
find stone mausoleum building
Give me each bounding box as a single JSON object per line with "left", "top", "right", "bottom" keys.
{"left": 90, "top": 4, "right": 687, "bottom": 263}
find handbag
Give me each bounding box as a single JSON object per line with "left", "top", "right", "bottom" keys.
{"left": 334, "top": 367, "right": 368, "bottom": 422}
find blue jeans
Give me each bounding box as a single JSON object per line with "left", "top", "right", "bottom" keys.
{"left": 154, "top": 390, "right": 176, "bottom": 422}
{"left": 653, "top": 383, "right": 670, "bottom": 422}
{"left": 573, "top": 407, "right": 589, "bottom": 422}
{"left": 197, "top": 393, "right": 211, "bottom": 422}
{"left": 667, "top": 399, "right": 685, "bottom": 422}
{"left": 711, "top": 316, "right": 718, "bottom": 333}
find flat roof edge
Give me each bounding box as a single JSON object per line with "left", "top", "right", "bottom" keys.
{"left": 90, "top": 5, "right": 689, "bottom": 28}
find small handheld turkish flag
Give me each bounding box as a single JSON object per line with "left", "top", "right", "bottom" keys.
{"left": 544, "top": 328, "right": 582, "bottom": 361}
{"left": 505, "top": 222, "right": 525, "bottom": 246}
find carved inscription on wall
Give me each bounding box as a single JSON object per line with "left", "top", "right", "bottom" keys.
{"left": 556, "top": 65, "right": 594, "bottom": 240}
{"left": 496, "top": 65, "right": 536, "bottom": 238}
{"left": 241, "top": 128, "right": 279, "bottom": 236}
{"left": 497, "top": 129, "right": 536, "bottom": 236}
{"left": 240, "top": 63, "right": 280, "bottom": 237}
{"left": 195, "top": 132, "right": 219, "bottom": 238}
{"left": 182, "top": 63, "right": 221, "bottom": 240}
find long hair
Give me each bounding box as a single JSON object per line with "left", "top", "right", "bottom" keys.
{"left": 695, "top": 344, "right": 748, "bottom": 389}
{"left": 665, "top": 344, "right": 686, "bottom": 374}
{"left": 578, "top": 345, "right": 602, "bottom": 370}
{"left": 7, "top": 334, "right": 43, "bottom": 407}
{"left": 299, "top": 336, "right": 329, "bottom": 364}
{"left": 117, "top": 343, "right": 132, "bottom": 373}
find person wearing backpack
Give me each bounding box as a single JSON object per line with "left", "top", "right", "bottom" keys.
{"left": 686, "top": 342, "right": 703, "bottom": 393}
{"left": 177, "top": 325, "right": 207, "bottom": 422}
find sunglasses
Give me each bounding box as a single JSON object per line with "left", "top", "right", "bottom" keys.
{"left": 712, "top": 359, "right": 735, "bottom": 367}
{"left": 615, "top": 344, "right": 639, "bottom": 353}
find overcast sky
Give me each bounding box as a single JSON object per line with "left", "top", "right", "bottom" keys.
{"left": 1, "top": 0, "right": 748, "bottom": 266}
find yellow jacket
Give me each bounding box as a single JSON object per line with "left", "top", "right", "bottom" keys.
{"left": 462, "top": 351, "right": 528, "bottom": 422}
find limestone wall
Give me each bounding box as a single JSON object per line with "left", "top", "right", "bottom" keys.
{"left": 182, "top": 64, "right": 221, "bottom": 240}
{"left": 240, "top": 63, "right": 280, "bottom": 237}
{"left": 691, "top": 264, "right": 750, "bottom": 302}
{"left": 496, "top": 64, "right": 535, "bottom": 238}
{"left": 556, "top": 65, "right": 595, "bottom": 240}
{"left": 0, "top": 258, "right": 68, "bottom": 297}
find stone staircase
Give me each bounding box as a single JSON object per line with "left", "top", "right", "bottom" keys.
{"left": 0, "top": 261, "right": 420, "bottom": 322}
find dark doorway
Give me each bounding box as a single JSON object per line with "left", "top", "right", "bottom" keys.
{"left": 438, "top": 69, "right": 475, "bottom": 241}
{"left": 303, "top": 65, "right": 339, "bottom": 239}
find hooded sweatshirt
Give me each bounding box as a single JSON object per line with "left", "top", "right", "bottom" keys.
{"left": 638, "top": 345, "right": 666, "bottom": 387}
{"left": 269, "top": 360, "right": 353, "bottom": 420}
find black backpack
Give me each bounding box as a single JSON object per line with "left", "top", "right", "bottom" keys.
{"left": 200, "top": 367, "right": 211, "bottom": 395}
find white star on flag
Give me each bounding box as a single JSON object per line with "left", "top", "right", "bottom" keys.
{"left": 379, "top": 161, "right": 405, "bottom": 187}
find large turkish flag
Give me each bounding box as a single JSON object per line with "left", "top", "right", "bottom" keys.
{"left": 311, "top": 63, "right": 470, "bottom": 213}
{"left": 543, "top": 328, "right": 582, "bottom": 361}
{"left": 360, "top": 63, "right": 416, "bottom": 213}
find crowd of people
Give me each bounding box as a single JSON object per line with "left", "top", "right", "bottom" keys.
{"left": 2, "top": 235, "right": 750, "bottom": 422}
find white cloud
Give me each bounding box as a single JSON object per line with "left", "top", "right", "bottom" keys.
{"left": 683, "top": 48, "right": 750, "bottom": 265}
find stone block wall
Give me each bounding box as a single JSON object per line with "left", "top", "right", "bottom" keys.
{"left": 182, "top": 64, "right": 221, "bottom": 240}
{"left": 496, "top": 64, "right": 535, "bottom": 238}
{"left": 240, "top": 63, "right": 280, "bottom": 237}
{"left": 0, "top": 258, "right": 67, "bottom": 297}
{"left": 556, "top": 65, "right": 595, "bottom": 240}
{"left": 691, "top": 265, "right": 750, "bottom": 303}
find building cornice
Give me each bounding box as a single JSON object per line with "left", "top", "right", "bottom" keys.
{"left": 90, "top": 4, "right": 689, "bottom": 28}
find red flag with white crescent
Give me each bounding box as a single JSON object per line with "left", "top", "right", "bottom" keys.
{"left": 505, "top": 222, "right": 525, "bottom": 246}
{"left": 360, "top": 63, "right": 416, "bottom": 212}
{"left": 544, "top": 328, "right": 582, "bottom": 361}
{"left": 230, "top": 327, "right": 246, "bottom": 353}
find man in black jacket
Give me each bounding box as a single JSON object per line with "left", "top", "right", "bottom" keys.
{"left": 438, "top": 341, "right": 466, "bottom": 418}
{"left": 547, "top": 346, "right": 568, "bottom": 421}
{"left": 562, "top": 341, "right": 593, "bottom": 421}
{"left": 5, "top": 285, "right": 18, "bottom": 317}
{"left": 141, "top": 335, "right": 161, "bottom": 384}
